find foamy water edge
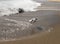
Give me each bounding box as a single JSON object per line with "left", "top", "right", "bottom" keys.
{"left": 0, "top": 0, "right": 41, "bottom": 16}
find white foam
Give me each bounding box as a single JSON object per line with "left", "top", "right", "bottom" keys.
{"left": 0, "top": 0, "right": 41, "bottom": 16}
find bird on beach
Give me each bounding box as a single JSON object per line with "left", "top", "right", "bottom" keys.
{"left": 29, "top": 18, "right": 38, "bottom": 23}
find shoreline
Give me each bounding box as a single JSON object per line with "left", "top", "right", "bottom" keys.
{"left": 0, "top": 10, "right": 60, "bottom": 43}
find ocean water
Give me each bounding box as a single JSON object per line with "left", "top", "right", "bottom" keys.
{"left": 0, "top": 0, "right": 41, "bottom": 16}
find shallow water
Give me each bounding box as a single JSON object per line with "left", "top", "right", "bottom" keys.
{"left": 0, "top": 8, "right": 60, "bottom": 44}
{"left": 0, "top": 10, "right": 60, "bottom": 42}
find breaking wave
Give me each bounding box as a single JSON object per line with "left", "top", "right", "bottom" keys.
{"left": 0, "top": 0, "right": 41, "bottom": 16}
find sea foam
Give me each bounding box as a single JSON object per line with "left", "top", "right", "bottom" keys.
{"left": 0, "top": 0, "right": 41, "bottom": 16}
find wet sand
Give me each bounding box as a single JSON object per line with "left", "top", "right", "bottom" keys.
{"left": 0, "top": 10, "right": 60, "bottom": 44}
